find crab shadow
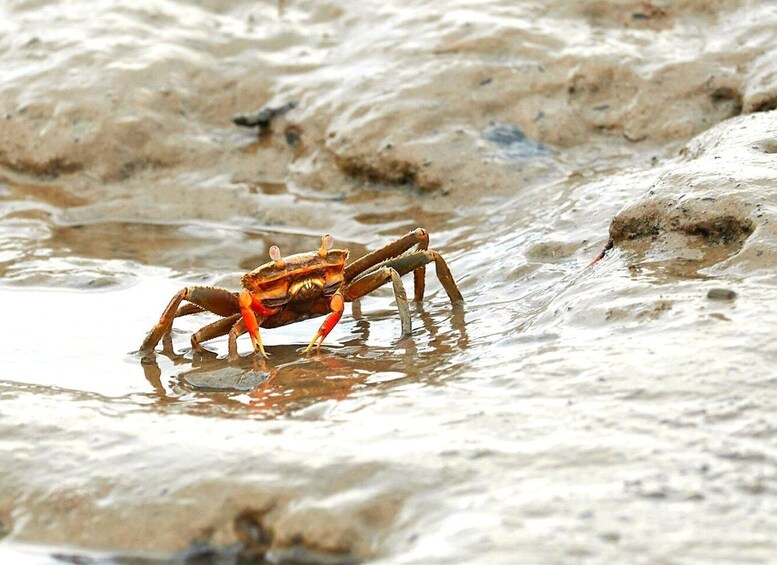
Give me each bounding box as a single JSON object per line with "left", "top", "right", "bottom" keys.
{"left": 139, "top": 303, "right": 468, "bottom": 418}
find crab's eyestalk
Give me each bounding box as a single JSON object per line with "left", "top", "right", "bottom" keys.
{"left": 319, "top": 233, "right": 333, "bottom": 258}
{"left": 269, "top": 245, "right": 286, "bottom": 269}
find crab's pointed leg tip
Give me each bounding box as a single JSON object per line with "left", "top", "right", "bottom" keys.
{"left": 139, "top": 352, "right": 156, "bottom": 364}
{"left": 305, "top": 332, "right": 322, "bottom": 354}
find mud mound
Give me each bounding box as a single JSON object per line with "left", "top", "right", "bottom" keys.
{"left": 609, "top": 110, "right": 777, "bottom": 271}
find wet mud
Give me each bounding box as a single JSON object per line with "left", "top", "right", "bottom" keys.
{"left": 610, "top": 110, "right": 776, "bottom": 274}
{"left": 1, "top": 0, "right": 777, "bottom": 563}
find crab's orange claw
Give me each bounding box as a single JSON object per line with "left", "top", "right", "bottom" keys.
{"left": 588, "top": 238, "right": 614, "bottom": 267}
{"left": 305, "top": 292, "right": 344, "bottom": 353}
{"left": 240, "top": 289, "right": 268, "bottom": 358}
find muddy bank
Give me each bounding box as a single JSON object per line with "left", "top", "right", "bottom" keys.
{"left": 2, "top": 1, "right": 777, "bottom": 207}
{"left": 609, "top": 110, "right": 777, "bottom": 273}
{"left": 0, "top": 382, "right": 403, "bottom": 563}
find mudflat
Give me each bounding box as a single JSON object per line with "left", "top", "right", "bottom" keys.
{"left": 1, "top": 1, "right": 776, "bottom": 562}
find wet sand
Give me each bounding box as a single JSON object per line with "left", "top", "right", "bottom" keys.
{"left": 1, "top": 0, "right": 777, "bottom": 562}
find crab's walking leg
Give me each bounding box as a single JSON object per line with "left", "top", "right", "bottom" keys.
{"left": 228, "top": 319, "right": 247, "bottom": 360}
{"left": 305, "top": 290, "right": 345, "bottom": 352}
{"left": 191, "top": 313, "right": 242, "bottom": 353}
{"left": 139, "top": 286, "right": 240, "bottom": 355}
{"left": 362, "top": 250, "right": 463, "bottom": 304}
{"left": 344, "top": 267, "right": 411, "bottom": 338}
{"left": 344, "top": 228, "right": 430, "bottom": 301}
{"left": 175, "top": 303, "right": 204, "bottom": 317}
{"left": 239, "top": 290, "right": 270, "bottom": 358}
{"left": 426, "top": 251, "right": 463, "bottom": 303}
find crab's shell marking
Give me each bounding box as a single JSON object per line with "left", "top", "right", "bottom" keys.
{"left": 241, "top": 249, "right": 349, "bottom": 301}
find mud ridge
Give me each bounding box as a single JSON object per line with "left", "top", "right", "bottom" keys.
{"left": 334, "top": 153, "right": 441, "bottom": 192}
{"left": 233, "top": 508, "right": 274, "bottom": 558}
{"left": 610, "top": 199, "right": 755, "bottom": 246}
{"left": 606, "top": 110, "right": 777, "bottom": 269}
{"left": 177, "top": 504, "right": 370, "bottom": 564}
{"left": 0, "top": 152, "right": 83, "bottom": 179}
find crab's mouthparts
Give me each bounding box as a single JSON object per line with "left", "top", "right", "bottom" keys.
{"left": 290, "top": 277, "right": 325, "bottom": 302}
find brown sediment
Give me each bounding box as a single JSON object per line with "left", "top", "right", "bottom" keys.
{"left": 759, "top": 139, "right": 777, "bottom": 154}
{"left": 607, "top": 110, "right": 776, "bottom": 272}
{"left": 0, "top": 514, "right": 10, "bottom": 540}
{"left": 708, "top": 84, "right": 743, "bottom": 117}
{"left": 610, "top": 198, "right": 754, "bottom": 246}
{"left": 233, "top": 507, "right": 275, "bottom": 557}
{"left": 0, "top": 178, "right": 89, "bottom": 207}
{"left": 0, "top": 458, "right": 392, "bottom": 562}
{"left": 742, "top": 48, "right": 777, "bottom": 114}
{"left": 0, "top": 1, "right": 773, "bottom": 202}
{"left": 115, "top": 156, "right": 174, "bottom": 181}
{"left": 0, "top": 152, "right": 83, "bottom": 179}
{"left": 333, "top": 153, "right": 442, "bottom": 192}
{"left": 746, "top": 95, "right": 777, "bottom": 114}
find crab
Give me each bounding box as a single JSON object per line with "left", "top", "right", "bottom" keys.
{"left": 139, "top": 228, "right": 463, "bottom": 358}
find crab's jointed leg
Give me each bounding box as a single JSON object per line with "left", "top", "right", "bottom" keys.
{"left": 239, "top": 289, "right": 280, "bottom": 358}
{"left": 139, "top": 286, "right": 240, "bottom": 355}
{"left": 344, "top": 228, "right": 430, "bottom": 301}
{"left": 349, "top": 250, "right": 463, "bottom": 304}
{"left": 190, "top": 313, "right": 242, "bottom": 353}
{"left": 174, "top": 303, "right": 205, "bottom": 317}
{"left": 343, "top": 267, "right": 411, "bottom": 338}
{"left": 305, "top": 289, "right": 345, "bottom": 352}
{"left": 228, "top": 318, "right": 247, "bottom": 360}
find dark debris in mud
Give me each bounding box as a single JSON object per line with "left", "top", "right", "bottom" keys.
{"left": 233, "top": 101, "right": 299, "bottom": 134}
{"left": 758, "top": 139, "right": 777, "bottom": 154}
{"left": 233, "top": 509, "right": 274, "bottom": 558}
{"left": 175, "top": 506, "right": 362, "bottom": 565}
{"left": 709, "top": 85, "right": 743, "bottom": 118}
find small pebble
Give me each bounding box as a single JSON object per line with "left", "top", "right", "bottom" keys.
{"left": 707, "top": 288, "right": 736, "bottom": 301}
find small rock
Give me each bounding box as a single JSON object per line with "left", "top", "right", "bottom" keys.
{"left": 707, "top": 288, "right": 737, "bottom": 300}
{"left": 181, "top": 368, "right": 269, "bottom": 391}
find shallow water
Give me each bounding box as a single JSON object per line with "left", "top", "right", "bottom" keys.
{"left": 2, "top": 1, "right": 777, "bottom": 563}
